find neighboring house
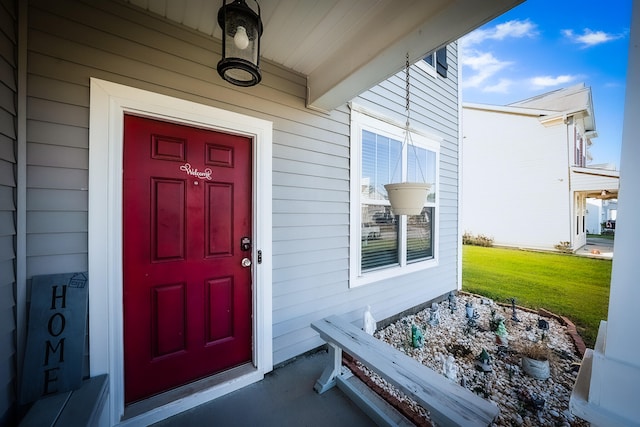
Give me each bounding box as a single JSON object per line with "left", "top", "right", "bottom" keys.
{"left": 0, "top": 1, "right": 525, "bottom": 426}
{"left": 461, "top": 83, "right": 619, "bottom": 252}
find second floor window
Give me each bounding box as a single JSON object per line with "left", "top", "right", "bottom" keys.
{"left": 421, "top": 47, "right": 448, "bottom": 78}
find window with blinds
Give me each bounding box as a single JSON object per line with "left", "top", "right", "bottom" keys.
{"left": 358, "top": 121, "right": 437, "bottom": 275}
{"left": 361, "top": 130, "right": 401, "bottom": 270}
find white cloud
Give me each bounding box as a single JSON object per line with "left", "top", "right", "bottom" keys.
{"left": 461, "top": 19, "right": 537, "bottom": 93}
{"left": 493, "top": 20, "right": 538, "bottom": 40}
{"left": 604, "top": 81, "right": 623, "bottom": 89}
{"left": 529, "top": 75, "right": 578, "bottom": 88}
{"left": 462, "top": 19, "right": 538, "bottom": 48}
{"left": 462, "top": 52, "right": 505, "bottom": 69}
{"left": 461, "top": 52, "right": 512, "bottom": 88}
{"left": 483, "top": 79, "right": 514, "bottom": 94}
{"left": 562, "top": 28, "right": 623, "bottom": 47}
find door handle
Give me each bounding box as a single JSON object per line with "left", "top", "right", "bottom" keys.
{"left": 241, "top": 258, "right": 251, "bottom": 267}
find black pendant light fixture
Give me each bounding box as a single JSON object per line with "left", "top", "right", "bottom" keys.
{"left": 217, "top": 0, "right": 263, "bottom": 87}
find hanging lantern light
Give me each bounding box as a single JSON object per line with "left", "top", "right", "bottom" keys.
{"left": 217, "top": 0, "right": 263, "bottom": 87}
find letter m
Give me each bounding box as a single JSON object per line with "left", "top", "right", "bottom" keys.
{"left": 44, "top": 338, "right": 65, "bottom": 366}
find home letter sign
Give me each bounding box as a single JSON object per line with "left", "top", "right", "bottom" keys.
{"left": 20, "top": 272, "right": 88, "bottom": 403}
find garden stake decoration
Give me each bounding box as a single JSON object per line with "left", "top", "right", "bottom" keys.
{"left": 506, "top": 363, "right": 517, "bottom": 380}
{"left": 489, "top": 309, "right": 502, "bottom": 332}
{"left": 428, "top": 303, "right": 440, "bottom": 326}
{"left": 411, "top": 324, "right": 424, "bottom": 348}
{"left": 510, "top": 297, "right": 520, "bottom": 322}
{"left": 495, "top": 318, "right": 508, "bottom": 346}
{"left": 442, "top": 354, "right": 458, "bottom": 381}
{"left": 475, "top": 348, "right": 492, "bottom": 372}
{"left": 464, "top": 307, "right": 480, "bottom": 335}
{"left": 465, "top": 301, "right": 475, "bottom": 319}
{"left": 518, "top": 389, "right": 546, "bottom": 413}
{"left": 363, "top": 305, "right": 376, "bottom": 335}
{"left": 538, "top": 318, "right": 549, "bottom": 330}
{"left": 447, "top": 291, "right": 457, "bottom": 313}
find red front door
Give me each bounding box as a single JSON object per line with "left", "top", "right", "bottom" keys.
{"left": 123, "top": 114, "right": 253, "bottom": 404}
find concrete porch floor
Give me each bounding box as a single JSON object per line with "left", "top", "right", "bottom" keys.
{"left": 148, "top": 239, "right": 615, "bottom": 427}
{"left": 151, "top": 349, "right": 374, "bottom": 427}
{"left": 579, "top": 236, "right": 614, "bottom": 259}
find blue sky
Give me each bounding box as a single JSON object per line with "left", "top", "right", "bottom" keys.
{"left": 460, "top": 0, "right": 632, "bottom": 168}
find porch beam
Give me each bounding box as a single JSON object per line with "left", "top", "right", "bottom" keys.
{"left": 306, "top": 0, "right": 524, "bottom": 112}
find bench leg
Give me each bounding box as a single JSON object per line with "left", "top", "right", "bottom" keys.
{"left": 314, "top": 343, "right": 342, "bottom": 394}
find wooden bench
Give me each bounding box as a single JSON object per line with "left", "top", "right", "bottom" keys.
{"left": 19, "top": 374, "right": 109, "bottom": 427}
{"left": 311, "top": 316, "right": 499, "bottom": 427}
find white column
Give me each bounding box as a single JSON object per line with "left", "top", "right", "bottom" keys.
{"left": 570, "top": 3, "right": 640, "bottom": 426}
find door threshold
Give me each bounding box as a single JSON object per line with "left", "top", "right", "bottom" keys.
{"left": 120, "top": 363, "right": 259, "bottom": 425}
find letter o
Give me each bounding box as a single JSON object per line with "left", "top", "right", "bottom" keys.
{"left": 48, "top": 312, "right": 66, "bottom": 337}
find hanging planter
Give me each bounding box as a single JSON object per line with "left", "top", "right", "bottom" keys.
{"left": 384, "top": 182, "right": 430, "bottom": 216}
{"left": 384, "top": 53, "right": 430, "bottom": 216}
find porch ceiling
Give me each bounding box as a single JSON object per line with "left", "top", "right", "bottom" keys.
{"left": 124, "top": 0, "right": 523, "bottom": 111}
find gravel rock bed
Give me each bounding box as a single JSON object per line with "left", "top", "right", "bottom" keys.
{"left": 356, "top": 293, "right": 589, "bottom": 426}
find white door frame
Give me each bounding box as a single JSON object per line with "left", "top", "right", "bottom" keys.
{"left": 88, "top": 78, "right": 273, "bottom": 426}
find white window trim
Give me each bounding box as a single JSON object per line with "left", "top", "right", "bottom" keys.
{"left": 88, "top": 78, "right": 273, "bottom": 426}
{"left": 416, "top": 53, "right": 438, "bottom": 78}
{"left": 349, "top": 104, "right": 441, "bottom": 288}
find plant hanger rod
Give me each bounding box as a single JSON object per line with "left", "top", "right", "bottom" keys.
{"left": 384, "top": 53, "right": 431, "bottom": 216}
{"left": 405, "top": 52, "right": 411, "bottom": 128}
{"left": 391, "top": 53, "right": 426, "bottom": 183}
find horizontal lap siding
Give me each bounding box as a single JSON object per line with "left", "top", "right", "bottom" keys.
{"left": 570, "top": 171, "right": 619, "bottom": 191}
{"left": 24, "top": 0, "right": 313, "bottom": 281}
{"left": 26, "top": 0, "right": 351, "bottom": 368}
{"left": 0, "top": 0, "right": 16, "bottom": 425}
{"left": 271, "top": 118, "right": 351, "bottom": 361}
{"left": 274, "top": 46, "right": 461, "bottom": 363}
{"left": 26, "top": 0, "right": 460, "bottom": 367}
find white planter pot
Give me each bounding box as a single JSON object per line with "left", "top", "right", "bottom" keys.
{"left": 384, "top": 183, "right": 430, "bottom": 215}
{"left": 522, "top": 357, "right": 550, "bottom": 380}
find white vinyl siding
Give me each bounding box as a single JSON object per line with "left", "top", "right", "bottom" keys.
{"left": 0, "top": 0, "right": 17, "bottom": 424}
{"left": 462, "top": 106, "right": 570, "bottom": 250}
{"left": 26, "top": 0, "right": 345, "bottom": 367}
{"left": 22, "top": 0, "right": 460, "bottom": 370}
{"left": 570, "top": 168, "right": 619, "bottom": 192}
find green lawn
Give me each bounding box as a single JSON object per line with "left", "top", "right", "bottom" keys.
{"left": 462, "top": 245, "right": 612, "bottom": 348}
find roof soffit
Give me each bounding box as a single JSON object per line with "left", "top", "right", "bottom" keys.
{"left": 125, "top": 0, "right": 524, "bottom": 111}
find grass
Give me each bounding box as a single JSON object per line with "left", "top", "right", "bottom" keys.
{"left": 462, "top": 245, "right": 612, "bottom": 348}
